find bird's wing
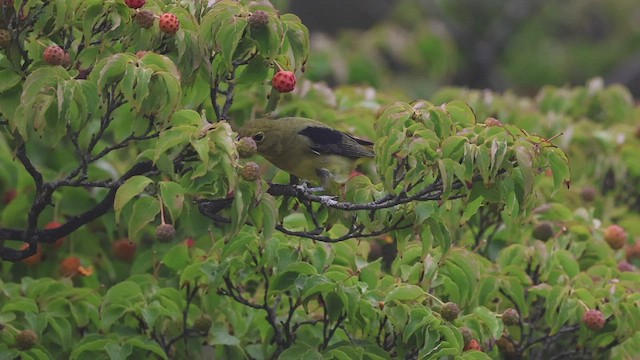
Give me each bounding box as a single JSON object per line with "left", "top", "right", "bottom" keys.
{"left": 298, "top": 126, "right": 374, "bottom": 159}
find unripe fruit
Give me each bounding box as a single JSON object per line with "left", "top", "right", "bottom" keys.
{"left": 440, "top": 302, "right": 460, "bottom": 321}
{"left": 158, "top": 13, "right": 179, "bottom": 34}
{"left": 43, "top": 45, "right": 66, "bottom": 65}
{"left": 532, "top": 222, "right": 554, "bottom": 241}
{"left": 20, "top": 243, "right": 42, "bottom": 266}
{"left": 604, "top": 224, "right": 627, "bottom": 250}
{"left": 193, "top": 314, "right": 212, "bottom": 333}
{"left": 125, "top": 0, "right": 145, "bottom": 9}
{"left": 464, "top": 339, "right": 482, "bottom": 352}
{"left": 240, "top": 162, "right": 260, "bottom": 182}
{"left": 45, "top": 221, "right": 65, "bottom": 249}
{"left": 0, "top": 29, "right": 11, "bottom": 48}
{"left": 248, "top": 10, "right": 269, "bottom": 29}
{"left": 459, "top": 327, "right": 473, "bottom": 346}
{"left": 272, "top": 70, "right": 296, "bottom": 93}
{"left": 237, "top": 137, "right": 257, "bottom": 158}
{"left": 502, "top": 308, "right": 520, "bottom": 326}
{"left": 580, "top": 186, "right": 596, "bottom": 202}
{"left": 15, "top": 330, "right": 38, "bottom": 350}
{"left": 583, "top": 309, "right": 605, "bottom": 331}
{"left": 112, "top": 238, "right": 136, "bottom": 262}
{"left": 60, "top": 256, "right": 81, "bottom": 277}
{"left": 156, "top": 223, "right": 176, "bottom": 243}
{"left": 626, "top": 241, "right": 640, "bottom": 260}
{"left": 134, "top": 10, "right": 155, "bottom": 29}
{"left": 484, "top": 117, "right": 502, "bottom": 127}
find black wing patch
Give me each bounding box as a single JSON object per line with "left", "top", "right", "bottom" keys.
{"left": 298, "top": 126, "right": 374, "bottom": 159}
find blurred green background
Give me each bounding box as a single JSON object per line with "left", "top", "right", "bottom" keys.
{"left": 273, "top": 0, "right": 640, "bottom": 98}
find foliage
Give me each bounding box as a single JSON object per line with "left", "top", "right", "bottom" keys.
{"left": 0, "top": 1, "right": 637, "bottom": 360}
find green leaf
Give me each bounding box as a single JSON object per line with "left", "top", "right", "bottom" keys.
{"left": 384, "top": 285, "right": 425, "bottom": 303}
{"left": 216, "top": 17, "right": 249, "bottom": 71}
{"left": 1, "top": 298, "right": 38, "bottom": 313}
{"left": 105, "top": 342, "right": 132, "bottom": 360}
{"left": 127, "top": 197, "right": 161, "bottom": 242}
{"left": 162, "top": 244, "right": 189, "bottom": 272}
{"left": 159, "top": 181, "right": 185, "bottom": 221}
{"left": 114, "top": 176, "right": 153, "bottom": 223}
{"left": 127, "top": 337, "right": 168, "bottom": 360}
{"left": 0, "top": 69, "right": 21, "bottom": 93}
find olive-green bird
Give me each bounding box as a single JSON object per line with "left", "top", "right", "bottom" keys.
{"left": 237, "top": 117, "right": 374, "bottom": 187}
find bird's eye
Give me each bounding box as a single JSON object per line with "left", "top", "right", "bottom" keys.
{"left": 253, "top": 132, "right": 264, "bottom": 142}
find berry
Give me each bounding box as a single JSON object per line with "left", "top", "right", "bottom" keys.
{"left": 604, "top": 224, "right": 627, "bottom": 250}
{"left": 240, "top": 162, "right": 260, "bottom": 182}
{"left": 158, "top": 13, "right": 179, "bottom": 34}
{"left": 617, "top": 261, "right": 635, "bottom": 272}
{"left": 183, "top": 237, "right": 196, "bottom": 248}
{"left": 45, "top": 221, "right": 65, "bottom": 249}
{"left": 272, "top": 70, "right": 296, "bottom": 93}
{"left": 43, "top": 45, "right": 66, "bottom": 66}
{"left": 248, "top": 10, "right": 269, "bottom": 29}
{"left": 3, "top": 189, "right": 16, "bottom": 204}
{"left": 134, "top": 9, "right": 155, "bottom": 28}
{"left": 15, "top": 330, "right": 38, "bottom": 350}
{"left": 464, "top": 339, "right": 482, "bottom": 352}
{"left": 60, "top": 256, "right": 81, "bottom": 277}
{"left": 532, "top": 222, "right": 554, "bottom": 241}
{"left": 20, "top": 243, "right": 42, "bottom": 266}
{"left": 112, "top": 238, "right": 136, "bottom": 262}
{"left": 237, "top": 137, "right": 257, "bottom": 158}
{"left": 459, "top": 327, "right": 473, "bottom": 346}
{"left": 580, "top": 186, "right": 596, "bottom": 202}
{"left": 156, "top": 223, "right": 176, "bottom": 243}
{"left": 502, "top": 308, "right": 520, "bottom": 326}
{"left": 626, "top": 241, "right": 640, "bottom": 260}
{"left": 440, "top": 302, "right": 460, "bottom": 322}
{"left": 193, "top": 314, "right": 212, "bottom": 333}
{"left": 0, "top": 29, "right": 11, "bottom": 48}
{"left": 484, "top": 117, "right": 502, "bottom": 127}
{"left": 583, "top": 309, "right": 605, "bottom": 331}
{"left": 125, "top": 0, "right": 145, "bottom": 9}
{"left": 135, "top": 50, "right": 148, "bottom": 59}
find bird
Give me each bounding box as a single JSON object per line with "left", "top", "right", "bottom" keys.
{"left": 237, "top": 117, "right": 375, "bottom": 188}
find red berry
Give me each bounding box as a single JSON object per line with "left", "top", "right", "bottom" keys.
{"left": 125, "top": 0, "right": 145, "bottom": 9}
{"left": 134, "top": 9, "right": 155, "bottom": 28}
{"left": 3, "top": 189, "right": 16, "bottom": 204}
{"left": 20, "top": 243, "right": 42, "bottom": 266}
{"left": 183, "top": 237, "right": 196, "bottom": 248}
{"left": 272, "top": 70, "right": 296, "bottom": 93}
{"left": 617, "top": 261, "right": 635, "bottom": 272}
{"left": 158, "top": 13, "right": 179, "bottom": 34}
{"left": 60, "top": 256, "right": 81, "bottom": 277}
{"left": 43, "top": 45, "right": 66, "bottom": 65}
{"left": 464, "top": 339, "right": 482, "bottom": 352}
{"left": 112, "top": 238, "right": 137, "bottom": 262}
{"left": 135, "top": 50, "right": 148, "bottom": 59}
{"left": 582, "top": 309, "right": 605, "bottom": 331}
{"left": 45, "top": 221, "right": 65, "bottom": 249}
{"left": 604, "top": 224, "right": 627, "bottom": 250}
{"left": 484, "top": 117, "right": 502, "bottom": 127}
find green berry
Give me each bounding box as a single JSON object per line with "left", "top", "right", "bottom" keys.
{"left": 241, "top": 162, "right": 260, "bottom": 182}
{"left": 156, "top": 224, "right": 176, "bottom": 243}
{"left": 502, "top": 308, "right": 520, "bottom": 326}
{"left": 248, "top": 10, "right": 269, "bottom": 29}
{"left": 15, "top": 330, "right": 38, "bottom": 350}
{"left": 237, "top": 137, "right": 257, "bottom": 158}
{"left": 440, "top": 302, "right": 460, "bottom": 322}
{"left": 532, "top": 222, "right": 554, "bottom": 241}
